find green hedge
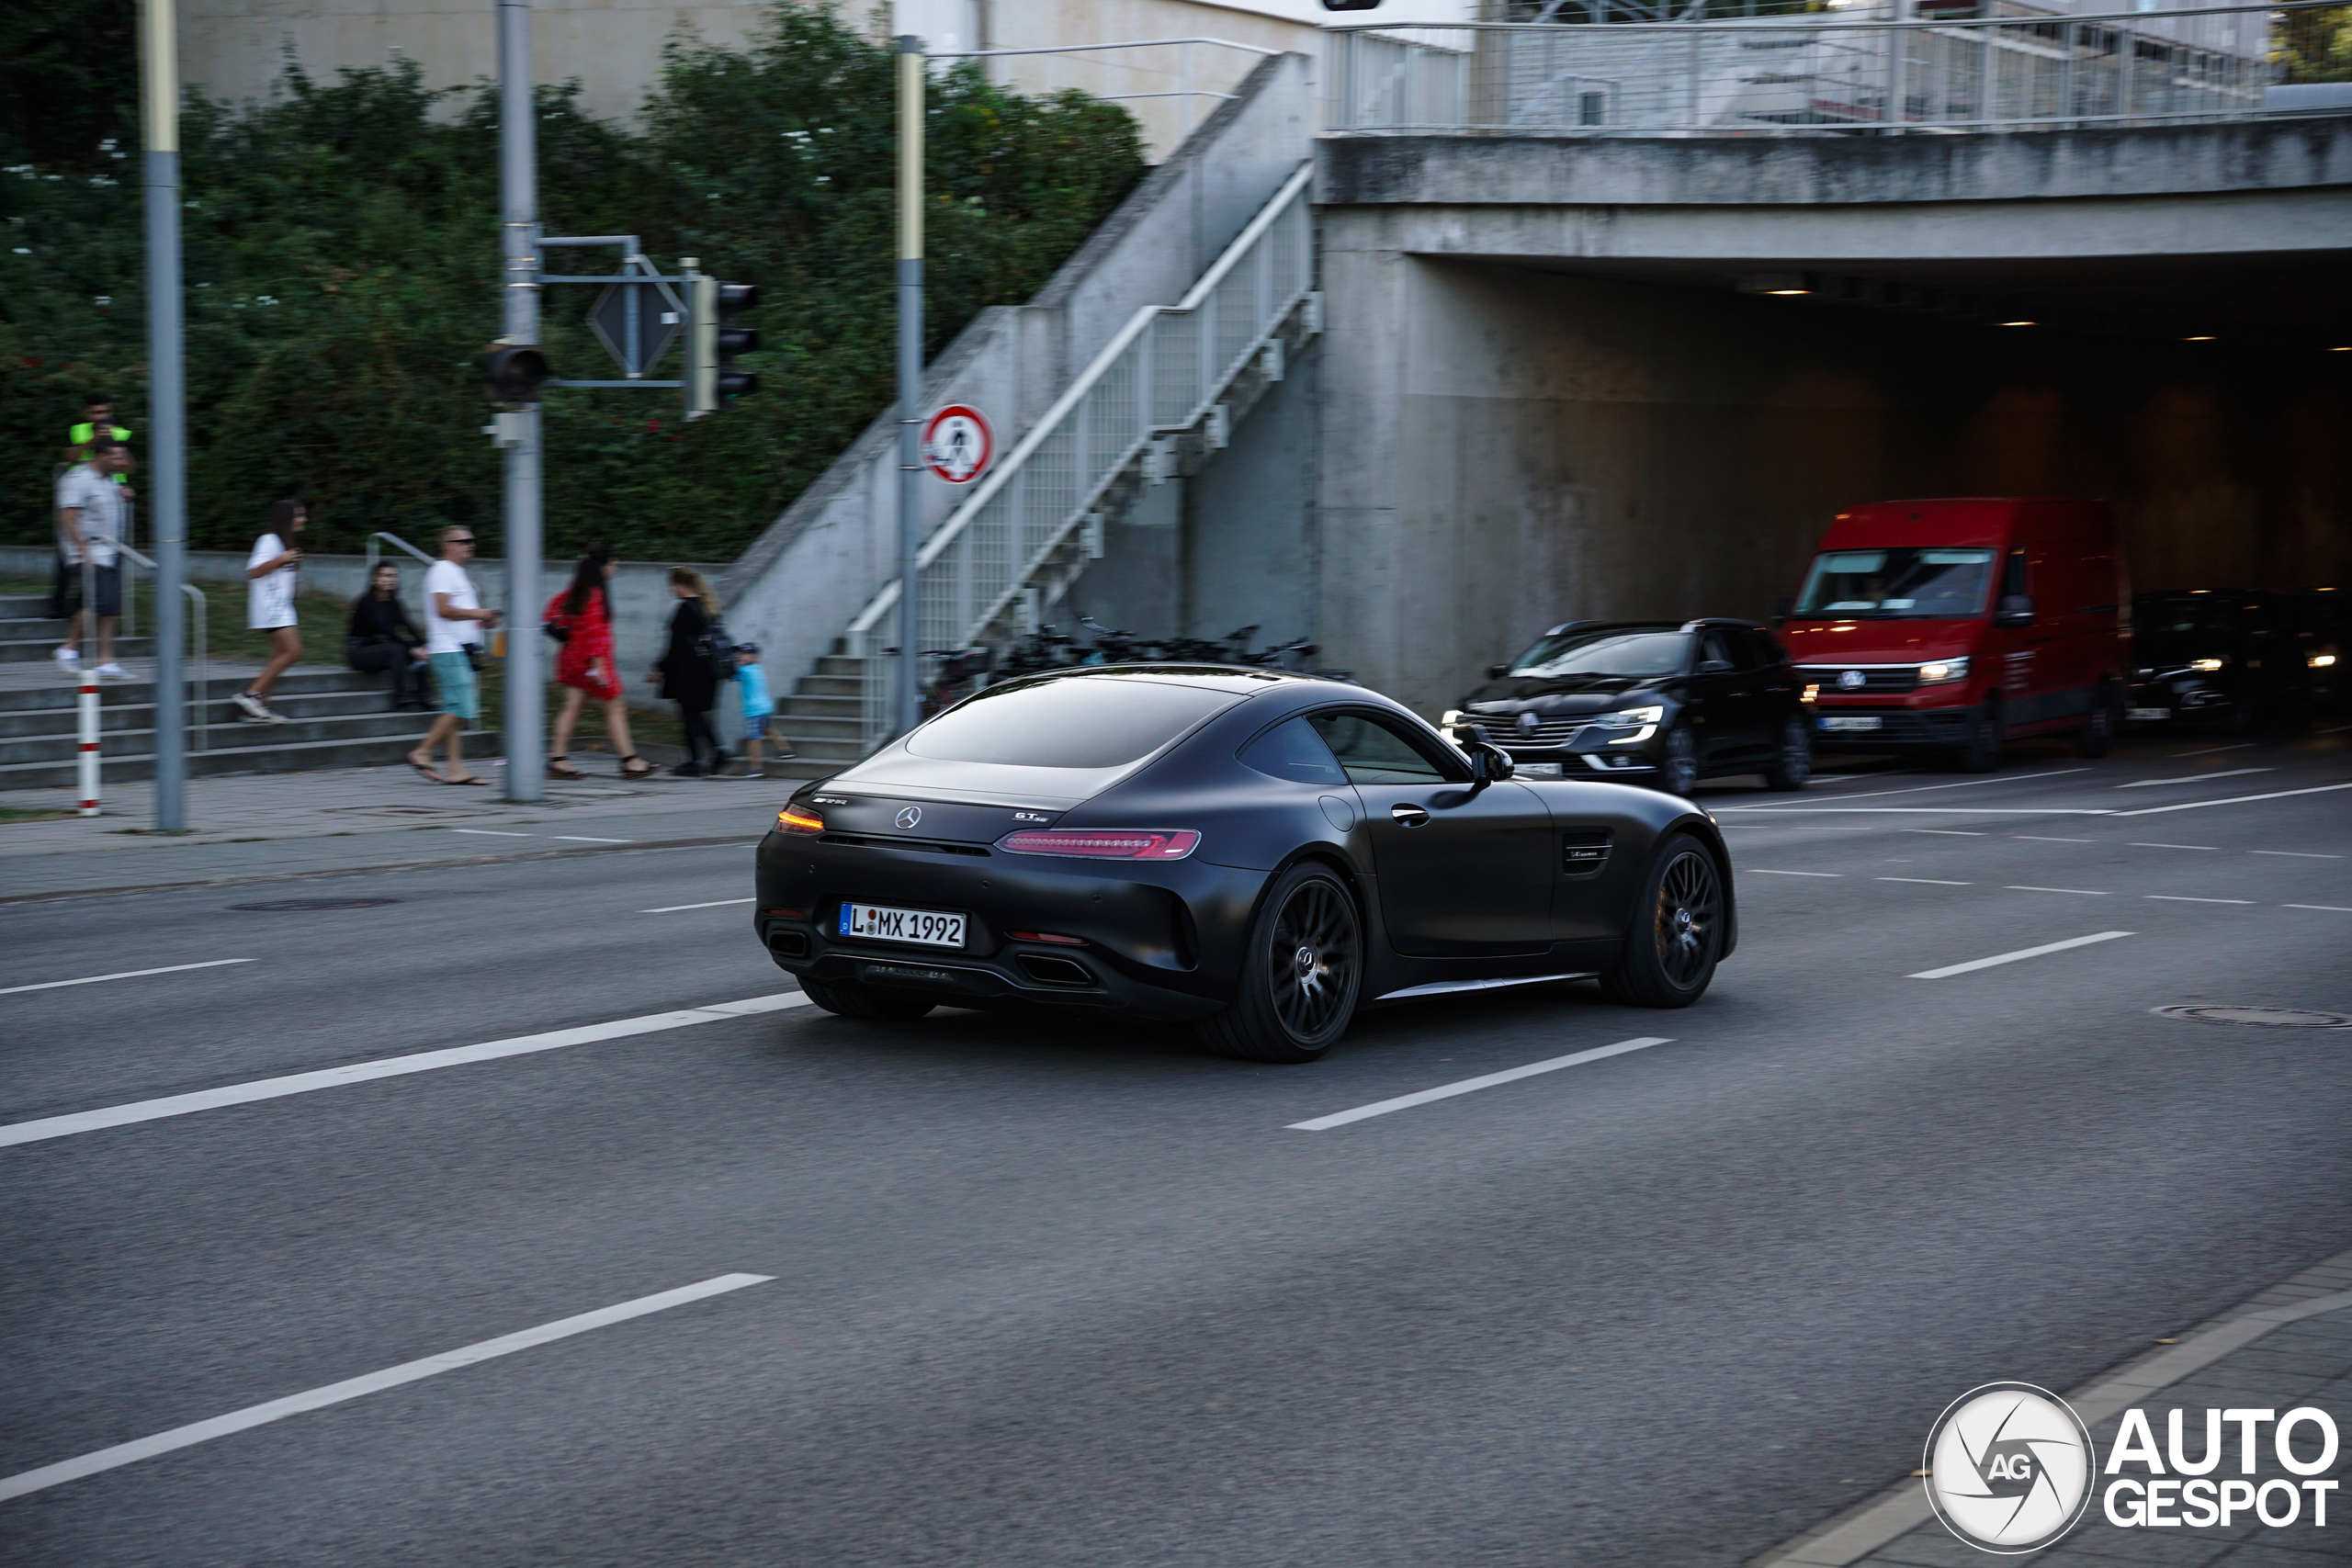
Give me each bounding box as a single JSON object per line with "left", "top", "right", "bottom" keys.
{"left": 0, "top": 1, "right": 1145, "bottom": 562}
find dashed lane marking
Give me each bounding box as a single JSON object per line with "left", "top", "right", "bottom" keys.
{"left": 2007, "top": 886, "right": 2110, "bottom": 896}
{"left": 0, "top": 959, "right": 253, "bottom": 998}
{"left": 2117, "top": 768, "right": 2272, "bottom": 788}
{"left": 1287, "top": 1037, "right": 1675, "bottom": 1131}
{"left": 1904, "top": 829, "right": 1984, "bottom": 836}
{"left": 1879, "top": 877, "right": 1971, "bottom": 886}
{"left": 2285, "top": 904, "right": 2352, "bottom": 912}
{"left": 643, "top": 897, "right": 757, "bottom": 913}
{"left": 2146, "top": 895, "right": 2254, "bottom": 905}
{"left": 0, "top": 992, "right": 814, "bottom": 1149}
{"left": 552, "top": 835, "right": 633, "bottom": 844}
{"left": 2170, "top": 743, "right": 2256, "bottom": 757}
{"left": 1909, "top": 931, "right": 2132, "bottom": 980}
{"left": 2109, "top": 781, "right": 2352, "bottom": 818}
{"left": 2132, "top": 842, "right": 2217, "bottom": 851}
{"left": 2251, "top": 850, "right": 2343, "bottom": 859}
{"left": 1742, "top": 767, "right": 2089, "bottom": 804}
{"left": 2016, "top": 835, "right": 2098, "bottom": 843}
{"left": 0, "top": 1274, "right": 774, "bottom": 1502}
{"left": 1747, "top": 869, "right": 1841, "bottom": 877}
{"left": 453, "top": 829, "right": 531, "bottom": 838}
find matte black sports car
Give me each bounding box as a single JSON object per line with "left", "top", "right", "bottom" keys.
{"left": 753, "top": 667, "right": 1736, "bottom": 1063}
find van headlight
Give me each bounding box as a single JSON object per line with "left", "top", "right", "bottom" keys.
{"left": 2307, "top": 654, "right": 2335, "bottom": 669}
{"left": 1917, "top": 658, "right": 1970, "bottom": 685}
{"left": 2188, "top": 658, "right": 2223, "bottom": 671}
{"left": 1605, "top": 705, "right": 1663, "bottom": 744}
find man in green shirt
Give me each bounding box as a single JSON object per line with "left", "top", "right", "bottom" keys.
{"left": 68, "top": 394, "right": 132, "bottom": 477}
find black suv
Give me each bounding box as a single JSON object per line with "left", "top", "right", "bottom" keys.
{"left": 1447, "top": 619, "right": 1812, "bottom": 796}
{"left": 2129, "top": 590, "right": 2330, "bottom": 732}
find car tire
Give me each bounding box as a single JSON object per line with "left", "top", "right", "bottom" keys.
{"left": 1762, "top": 714, "right": 1813, "bottom": 791}
{"left": 1952, "top": 700, "right": 2004, "bottom": 773}
{"left": 2075, "top": 687, "right": 2118, "bottom": 758}
{"left": 1597, "top": 833, "right": 1723, "bottom": 1009}
{"left": 798, "top": 976, "right": 937, "bottom": 1021}
{"left": 1195, "top": 862, "right": 1363, "bottom": 1064}
{"left": 1656, "top": 723, "right": 1700, "bottom": 796}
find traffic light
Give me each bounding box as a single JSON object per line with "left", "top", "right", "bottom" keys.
{"left": 483, "top": 344, "right": 551, "bottom": 402}
{"left": 687, "top": 276, "right": 760, "bottom": 416}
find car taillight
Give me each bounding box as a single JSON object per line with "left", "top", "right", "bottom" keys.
{"left": 1007, "top": 931, "right": 1088, "bottom": 945}
{"left": 996, "top": 829, "right": 1200, "bottom": 861}
{"left": 777, "top": 805, "right": 824, "bottom": 834}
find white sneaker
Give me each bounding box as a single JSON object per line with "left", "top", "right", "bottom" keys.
{"left": 95, "top": 662, "right": 130, "bottom": 681}
{"left": 52, "top": 647, "right": 79, "bottom": 671}
{"left": 232, "top": 691, "right": 269, "bottom": 722}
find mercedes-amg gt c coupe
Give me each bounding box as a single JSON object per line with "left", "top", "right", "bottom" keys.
{"left": 753, "top": 666, "right": 1736, "bottom": 1063}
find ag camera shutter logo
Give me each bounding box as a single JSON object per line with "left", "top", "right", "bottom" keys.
{"left": 1923, "top": 1382, "right": 2096, "bottom": 1553}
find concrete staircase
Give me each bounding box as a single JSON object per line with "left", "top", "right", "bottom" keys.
{"left": 767, "top": 648, "right": 865, "bottom": 780}
{"left": 0, "top": 595, "right": 438, "bottom": 790}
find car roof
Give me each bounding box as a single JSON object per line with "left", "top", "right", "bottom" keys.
{"left": 997, "top": 664, "right": 1323, "bottom": 696}
{"left": 1535, "top": 619, "right": 1685, "bottom": 638}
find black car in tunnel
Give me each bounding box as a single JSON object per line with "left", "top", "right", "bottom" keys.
{"left": 754, "top": 667, "right": 1736, "bottom": 1064}
{"left": 1444, "top": 620, "right": 1813, "bottom": 796}
{"left": 2128, "top": 590, "right": 2331, "bottom": 731}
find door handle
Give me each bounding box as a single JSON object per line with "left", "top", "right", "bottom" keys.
{"left": 1390, "top": 804, "right": 1431, "bottom": 828}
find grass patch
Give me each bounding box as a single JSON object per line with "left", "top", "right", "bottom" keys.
{"left": 0, "top": 806, "right": 76, "bottom": 824}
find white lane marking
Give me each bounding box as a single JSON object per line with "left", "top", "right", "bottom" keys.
{"left": 2324, "top": 724, "right": 2352, "bottom": 735}
{"left": 2110, "top": 781, "right": 2352, "bottom": 818}
{"left": 643, "top": 897, "right": 757, "bottom": 913}
{"left": 553, "top": 835, "right": 632, "bottom": 844}
{"left": 2008, "top": 886, "right": 2109, "bottom": 896}
{"left": 0, "top": 959, "right": 252, "bottom": 998}
{"left": 1905, "top": 829, "right": 1985, "bottom": 836}
{"left": 2284, "top": 904, "right": 2352, "bottom": 912}
{"left": 454, "top": 829, "right": 531, "bottom": 837}
{"left": 2170, "top": 743, "right": 2256, "bottom": 758}
{"left": 1719, "top": 807, "right": 2114, "bottom": 815}
{"left": 1747, "top": 869, "right": 1841, "bottom": 877}
{"left": 2016, "top": 835, "right": 2098, "bottom": 843}
{"left": 0, "top": 1273, "right": 772, "bottom": 1503}
{"left": 2132, "top": 842, "right": 2216, "bottom": 851}
{"left": 2146, "top": 895, "right": 2254, "bottom": 905}
{"left": 1741, "top": 767, "right": 2088, "bottom": 805}
{"left": 0, "top": 993, "right": 813, "bottom": 1149}
{"left": 2251, "top": 850, "right": 2344, "bottom": 859}
{"left": 2117, "top": 768, "right": 2272, "bottom": 789}
{"left": 1288, "top": 1037, "right": 1675, "bottom": 1131}
{"left": 1879, "top": 876, "right": 1971, "bottom": 886}
{"left": 1909, "top": 931, "right": 2132, "bottom": 979}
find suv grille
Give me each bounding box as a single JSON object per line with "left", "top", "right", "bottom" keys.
{"left": 1472, "top": 715, "right": 1585, "bottom": 747}
{"left": 1800, "top": 665, "right": 1920, "bottom": 694}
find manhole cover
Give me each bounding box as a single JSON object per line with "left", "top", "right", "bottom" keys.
{"left": 2152, "top": 1005, "right": 2352, "bottom": 1029}
{"left": 228, "top": 897, "right": 401, "bottom": 911}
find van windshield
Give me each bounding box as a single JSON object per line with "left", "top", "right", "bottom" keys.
{"left": 1792, "top": 548, "right": 1995, "bottom": 619}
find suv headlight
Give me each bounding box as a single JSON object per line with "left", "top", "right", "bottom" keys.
{"left": 2188, "top": 658, "right": 2223, "bottom": 671}
{"left": 1605, "top": 704, "right": 1663, "bottom": 744}
{"left": 1917, "top": 657, "right": 1970, "bottom": 685}
{"left": 2312, "top": 653, "right": 2339, "bottom": 669}
{"left": 1441, "top": 708, "right": 1465, "bottom": 728}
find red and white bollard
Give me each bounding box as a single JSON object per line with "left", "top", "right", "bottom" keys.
{"left": 77, "top": 675, "right": 100, "bottom": 817}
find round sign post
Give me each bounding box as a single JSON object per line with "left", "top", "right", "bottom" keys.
{"left": 922, "top": 404, "right": 993, "bottom": 485}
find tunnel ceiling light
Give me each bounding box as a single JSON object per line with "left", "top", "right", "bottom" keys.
{"left": 2183, "top": 334, "right": 2218, "bottom": 341}
{"left": 2334, "top": 346, "right": 2352, "bottom": 353}
{"left": 1735, "top": 271, "right": 1810, "bottom": 296}
{"left": 1999, "top": 320, "right": 2037, "bottom": 327}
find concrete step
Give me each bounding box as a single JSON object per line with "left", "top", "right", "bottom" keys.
{"left": 0, "top": 596, "right": 51, "bottom": 617}
{"left": 797, "top": 675, "right": 862, "bottom": 698}
{"left": 770, "top": 714, "right": 863, "bottom": 740}
{"left": 765, "top": 736, "right": 866, "bottom": 761}
{"left": 0, "top": 668, "right": 385, "bottom": 715}
{"left": 760, "top": 757, "right": 846, "bottom": 781}
{"left": 0, "top": 729, "right": 432, "bottom": 790}
{"left": 812, "top": 656, "right": 865, "bottom": 678}
{"left": 0, "top": 707, "right": 424, "bottom": 768}
{"left": 777, "top": 694, "right": 860, "bottom": 717}
{"left": 2, "top": 636, "right": 158, "bottom": 664}
{"left": 1, "top": 617, "right": 68, "bottom": 639}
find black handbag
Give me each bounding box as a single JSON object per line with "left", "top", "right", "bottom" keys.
{"left": 543, "top": 619, "right": 571, "bottom": 644}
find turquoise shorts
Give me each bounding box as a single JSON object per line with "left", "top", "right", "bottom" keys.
{"left": 431, "top": 650, "right": 479, "bottom": 722}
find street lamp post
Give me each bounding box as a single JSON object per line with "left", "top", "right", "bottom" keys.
{"left": 896, "top": 34, "right": 925, "bottom": 740}
{"left": 141, "top": 0, "right": 188, "bottom": 831}
{"left": 498, "top": 0, "right": 545, "bottom": 803}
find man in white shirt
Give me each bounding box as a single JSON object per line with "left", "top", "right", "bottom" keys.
{"left": 53, "top": 436, "right": 133, "bottom": 679}
{"left": 233, "top": 500, "right": 308, "bottom": 722}
{"left": 407, "top": 526, "right": 501, "bottom": 785}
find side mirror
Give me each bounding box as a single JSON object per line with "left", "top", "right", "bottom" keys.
{"left": 1698, "top": 659, "right": 1734, "bottom": 673}
{"left": 1467, "top": 739, "right": 1516, "bottom": 783}
{"left": 1995, "top": 594, "right": 2036, "bottom": 628}
{"left": 1487, "top": 663, "right": 1510, "bottom": 680}
{"left": 1773, "top": 596, "right": 1794, "bottom": 621}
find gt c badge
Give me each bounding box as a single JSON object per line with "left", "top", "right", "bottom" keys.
{"left": 895, "top": 807, "right": 922, "bottom": 829}
{"left": 1012, "top": 811, "right": 1052, "bottom": 823}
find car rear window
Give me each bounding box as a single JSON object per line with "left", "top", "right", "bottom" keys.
{"left": 905, "top": 676, "right": 1240, "bottom": 769}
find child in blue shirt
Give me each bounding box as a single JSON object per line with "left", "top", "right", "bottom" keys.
{"left": 730, "top": 642, "right": 790, "bottom": 775}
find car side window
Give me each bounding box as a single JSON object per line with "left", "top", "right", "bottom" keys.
{"left": 1748, "top": 627, "right": 1790, "bottom": 667}
{"left": 1721, "top": 628, "right": 1770, "bottom": 670}
{"left": 1306, "top": 712, "right": 1452, "bottom": 785}
{"left": 2002, "top": 549, "right": 2031, "bottom": 600}
{"left": 1701, "top": 631, "right": 1736, "bottom": 668}
{"left": 1238, "top": 716, "right": 1349, "bottom": 784}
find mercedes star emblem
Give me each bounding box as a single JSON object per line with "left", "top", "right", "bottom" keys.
{"left": 895, "top": 806, "right": 922, "bottom": 829}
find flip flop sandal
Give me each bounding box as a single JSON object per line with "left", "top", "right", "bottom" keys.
{"left": 548, "top": 758, "right": 584, "bottom": 780}
{"left": 618, "top": 755, "right": 658, "bottom": 779}
{"left": 407, "top": 756, "right": 440, "bottom": 784}
{"left": 445, "top": 774, "right": 491, "bottom": 786}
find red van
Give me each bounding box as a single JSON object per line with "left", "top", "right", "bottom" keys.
{"left": 1779, "top": 498, "right": 2131, "bottom": 771}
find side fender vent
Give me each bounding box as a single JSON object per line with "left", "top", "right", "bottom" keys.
{"left": 1562, "top": 829, "right": 1613, "bottom": 877}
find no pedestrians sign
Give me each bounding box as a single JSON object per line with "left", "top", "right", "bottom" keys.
{"left": 922, "top": 404, "right": 992, "bottom": 485}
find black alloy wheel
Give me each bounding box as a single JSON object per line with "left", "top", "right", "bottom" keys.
{"left": 1197, "top": 862, "right": 1363, "bottom": 1064}
{"left": 1763, "top": 714, "right": 1813, "bottom": 791}
{"left": 1657, "top": 723, "right": 1700, "bottom": 796}
{"left": 798, "top": 976, "right": 938, "bottom": 1021}
{"left": 2075, "top": 686, "right": 2118, "bottom": 758}
{"left": 1599, "top": 834, "right": 1723, "bottom": 1008}
{"left": 1953, "top": 699, "right": 2004, "bottom": 773}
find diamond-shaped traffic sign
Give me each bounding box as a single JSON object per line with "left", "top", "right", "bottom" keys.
{"left": 588, "top": 273, "right": 685, "bottom": 378}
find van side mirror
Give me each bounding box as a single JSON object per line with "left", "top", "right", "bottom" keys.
{"left": 1487, "top": 663, "right": 1510, "bottom": 680}
{"left": 1995, "top": 594, "right": 2036, "bottom": 628}
{"left": 1772, "top": 596, "right": 1794, "bottom": 626}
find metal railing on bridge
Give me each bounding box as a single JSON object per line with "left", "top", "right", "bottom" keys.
{"left": 1326, "top": 1, "right": 2319, "bottom": 137}
{"left": 844, "top": 161, "right": 1317, "bottom": 754}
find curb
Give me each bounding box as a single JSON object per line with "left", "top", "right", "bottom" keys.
{"left": 1752, "top": 1247, "right": 2352, "bottom": 1567}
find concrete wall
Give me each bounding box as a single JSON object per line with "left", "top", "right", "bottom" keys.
{"left": 717, "top": 51, "right": 1315, "bottom": 701}
{"left": 1306, "top": 250, "right": 2352, "bottom": 717}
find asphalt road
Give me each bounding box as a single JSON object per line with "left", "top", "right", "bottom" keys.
{"left": 5, "top": 727, "right": 2350, "bottom": 1566}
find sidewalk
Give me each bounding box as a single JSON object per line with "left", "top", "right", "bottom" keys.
{"left": 1758, "top": 1249, "right": 2352, "bottom": 1567}
{"left": 0, "top": 758, "right": 794, "bottom": 903}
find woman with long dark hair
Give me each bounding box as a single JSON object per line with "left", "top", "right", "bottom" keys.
{"left": 345, "top": 561, "right": 431, "bottom": 709}
{"left": 650, "top": 566, "right": 726, "bottom": 776}
{"left": 544, "top": 546, "right": 654, "bottom": 779}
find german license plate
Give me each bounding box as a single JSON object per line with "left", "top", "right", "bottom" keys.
{"left": 1820, "top": 716, "right": 1882, "bottom": 732}
{"left": 1515, "top": 761, "right": 1565, "bottom": 778}
{"left": 839, "top": 902, "right": 966, "bottom": 948}
{"left": 2125, "top": 707, "right": 2170, "bottom": 721}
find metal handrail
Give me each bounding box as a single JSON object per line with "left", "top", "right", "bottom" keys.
{"left": 1325, "top": 0, "right": 2308, "bottom": 137}
{"left": 366, "top": 531, "right": 438, "bottom": 570}
{"left": 111, "top": 541, "right": 208, "bottom": 754}
{"left": 842, "top": 161, "right": 1317, "bottom": 751}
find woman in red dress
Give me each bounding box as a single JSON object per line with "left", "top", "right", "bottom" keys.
{"left": 545, "top": 547, "right": 656, "bottom": 778}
